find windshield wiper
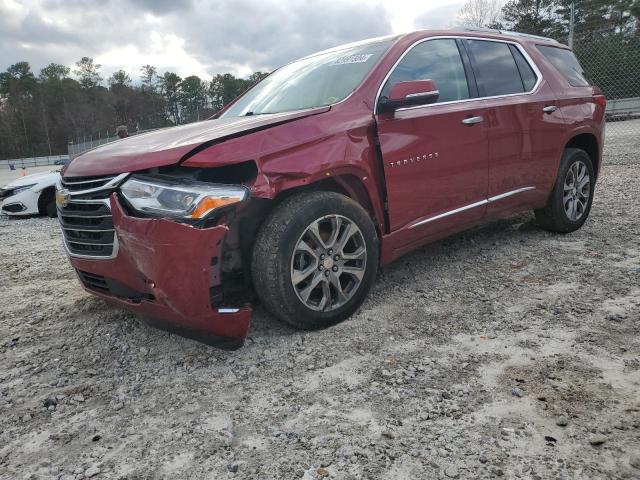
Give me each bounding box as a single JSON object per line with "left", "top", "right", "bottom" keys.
{"left": 243, "top": 111, "right": 277, "bottom": 116}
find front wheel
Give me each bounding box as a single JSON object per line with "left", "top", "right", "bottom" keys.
{"left": 39, "top": 189, "right": 57, "bottom": 218}
{"left": 535, "top": 148, "right": 595, "bottom": 233}
{"left": 251, "top": 191, "right": 379, "bottom": 330}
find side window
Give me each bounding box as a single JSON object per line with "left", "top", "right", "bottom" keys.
{"left": 466, "top": 40, "right": 525, "bottom": 97}
{"left": 509, "top": 45, "right": 537, "bottom": 91}
{"left": 537, "top": 45, "right": 591, "bottom": 87}
{"left": 380, "top": 39, "right": 469, "bottom": 103}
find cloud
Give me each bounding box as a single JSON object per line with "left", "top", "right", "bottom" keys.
{"left": 168, "top": 0, "right": 393, "bottom": 75}
{"left": 129, "top": 0, "right": 193, "bottom": 14}
{"left": 414, "top": 3, "right": 464, "bottom": 30}
{"left": 0, "top": 0, "right": 460, "bottom": 82}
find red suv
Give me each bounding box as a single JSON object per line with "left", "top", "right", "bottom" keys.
{"left": 57, "top": 29, "right": 605, "bottom": 348}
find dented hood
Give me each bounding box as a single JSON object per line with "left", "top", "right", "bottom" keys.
{"left": 64, "top": 106, "right": 330, "bottom": 177}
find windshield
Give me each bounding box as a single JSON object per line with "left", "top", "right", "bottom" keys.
{"left": 221, "top": 40, "right": 393, "bottom": 117}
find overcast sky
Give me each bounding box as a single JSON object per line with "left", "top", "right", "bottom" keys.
{"left": 0, "top": 0, "right": 466, "bottom": 81}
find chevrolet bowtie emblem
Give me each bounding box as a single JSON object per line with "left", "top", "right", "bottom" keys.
{"left": 55, "top": 189, "right": 71, "bottom": 208}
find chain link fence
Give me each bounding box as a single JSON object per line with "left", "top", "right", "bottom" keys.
{"left": 68, "top": 135, "right": 119, "bottom": 161}
{"left": 0, "top": 155, "right": 68, "bottom": 170}
{"left": 573, "top": 30, "right": 640, "bottom": 135}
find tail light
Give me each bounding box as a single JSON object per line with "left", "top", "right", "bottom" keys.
{"left": 593, "top": 94, "right": 607, "bottom": 108}
{"left": 591, "top": 86, "right": 606, "bottom": 108}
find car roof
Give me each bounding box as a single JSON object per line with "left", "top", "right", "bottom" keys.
{"left": 300, "top": 29, "right": 565, "bottom": 64}
{"left": 283, "top": 28, "right": 565, "bottom": 73}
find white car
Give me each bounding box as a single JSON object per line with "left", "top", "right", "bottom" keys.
{"left": 0, "top": 170, "right": 60, "bottom": 217}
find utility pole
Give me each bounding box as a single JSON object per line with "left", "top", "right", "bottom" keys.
{"left": 568, "top": 2, "right": 575, "bottom": 49}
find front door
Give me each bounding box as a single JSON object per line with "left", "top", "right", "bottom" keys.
{"left": 375, "top": 38, "right": 489, "bottom": 235}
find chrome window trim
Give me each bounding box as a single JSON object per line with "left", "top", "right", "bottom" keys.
{"left": 374, "top": 35, "right": 543, "bottom": 115}
{"left": 407, "top": 186, "right": 535, "bottom": 230}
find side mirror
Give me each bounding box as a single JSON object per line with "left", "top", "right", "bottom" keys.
{"left": 378, "top": 79, "right": 440, "bottom": 114}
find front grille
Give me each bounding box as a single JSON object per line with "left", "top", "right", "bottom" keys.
{"left": 61, "top": 175, "right": 118, "bottom": 192}
{"left": 58, "top": 199, "right": 116, "bottom": 258}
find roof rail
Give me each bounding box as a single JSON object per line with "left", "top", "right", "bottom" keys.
{"left": 500, "top": 30, "right": 559, "bottom": 43}
{"left": 459, "top": 27, "right": 502, "bottom": 34}
{"left": 458, "top": 27, "right": 559, "bottom": 43}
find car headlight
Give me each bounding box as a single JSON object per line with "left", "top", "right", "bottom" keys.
{"left": 120, "top": 175, "right": 249, "bottom": 219}
{"left": 6, "top": 184, "right": 36, "bottom": 196}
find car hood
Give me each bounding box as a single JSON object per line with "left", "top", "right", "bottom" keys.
{"left": 3, "top": 170, "right": 59, "bottom": 189}
{"left": 64, "top": 107, "right": 330, "bottom": 178}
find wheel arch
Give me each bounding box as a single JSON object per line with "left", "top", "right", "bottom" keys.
{"left": 237, "top": 173, "right": 382, "bottom": 274}
{"left": 37, "top": 185, "right": 56, "bottom": 215}
{"left": 266, "top": 173, "right": 381, "bottom": 233}
{"left": 564, "top": 133, "right": 600, "bottom": 178}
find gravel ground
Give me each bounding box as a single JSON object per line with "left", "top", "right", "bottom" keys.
{"left": 1, "top": 122, "right": 639, "bottom": 480}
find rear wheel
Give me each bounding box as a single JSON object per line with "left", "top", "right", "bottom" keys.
{"left": 535, "top": 148, "right": 595, "bottom": 233}
{"left": 251, "top": 191, "right": 379, "bottom": 329}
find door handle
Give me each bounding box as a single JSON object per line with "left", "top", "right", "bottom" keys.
{"left": 543, "top": 105, "right": 558, "bottom": 113}
{"left": 462, "top": 115, "right": 483, "bottom": 125}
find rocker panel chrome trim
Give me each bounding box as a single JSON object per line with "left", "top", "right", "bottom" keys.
{"left": 487, "top": 186, "right": 535, "bottom": 202}
{"left": 408, "top": 199, "right": 487, "bottom": 229}
{"left": 407, "top": 186, "right": 535, "bottom": 230}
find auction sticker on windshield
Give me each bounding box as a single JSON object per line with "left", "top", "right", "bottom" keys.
{"left": 329, "top": 54, "right": 373, "bottom": 65}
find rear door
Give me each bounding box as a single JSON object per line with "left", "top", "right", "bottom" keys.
{"left": 375, "top": 38, "right": 489, "bottom": 237}
{"left": 464, "top": 38, "right": 566, "bottom": 214}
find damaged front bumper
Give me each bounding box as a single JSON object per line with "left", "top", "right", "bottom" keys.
{"left": 67, "top": 194, "right": 251, "bottom": 349}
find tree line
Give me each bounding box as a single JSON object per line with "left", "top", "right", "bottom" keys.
{"left": 459, "top": 0, "right": 639, "bottom": 40}
{"left": 0, "top": 58, "right": 268, "bottom": 160}
{"left": 458, "top": 0, "right": 640, "bottom": 100}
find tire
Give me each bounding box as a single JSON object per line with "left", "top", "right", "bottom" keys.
{"left": 40, "top": 189, "right": 57, "bottom": 218}
{"left": 535, "top": 148, "right": 595, "bottom": 233}
{"left": 251, "top": 191, "right": 379, "bottom": 330}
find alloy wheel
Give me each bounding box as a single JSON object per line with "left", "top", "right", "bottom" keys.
{"left": 563, "top": 160, "right": 590, "bottom": 221}
{"left": 291, "top": 214, "right": 367, "bottom": 312}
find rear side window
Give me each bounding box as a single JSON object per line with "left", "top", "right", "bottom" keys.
{"left": 537, "top": 45, "right": 590, "bottom": 87}
{"left": 466, "top": 39, "right": 525, "bottom": 96}
{"left": 509, "top": 45, "right": 537, "bottom": 91}
{"left": 380, "top": 39, "right": 470, "bottom": 103}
